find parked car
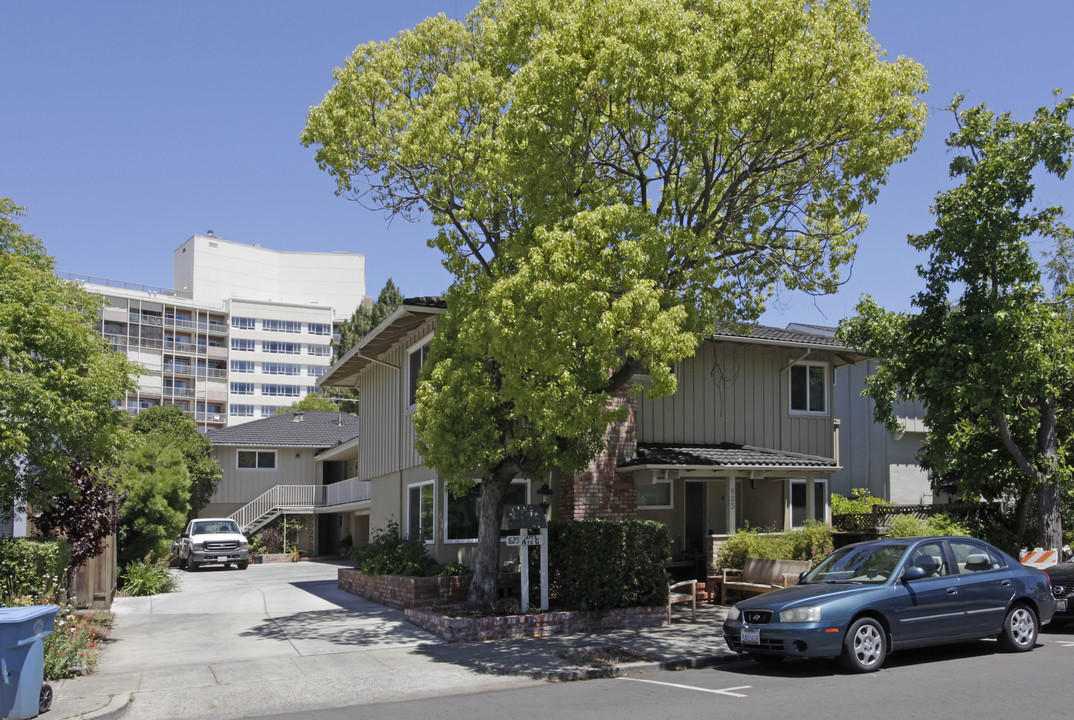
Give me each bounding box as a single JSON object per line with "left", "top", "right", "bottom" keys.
{"left": 1043, "top": 554, "right": 1074, "bottom": 621}
{"left": 177, "top": 518, "right": 250, "bottom": 571}
{"left": 723, "top": 536, "right": 1055, "bottom": 672}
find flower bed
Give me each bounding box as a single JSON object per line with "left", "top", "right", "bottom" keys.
{"left": 338, "top": 567, "right": 471, "bottom": 609}
{"left": 405, "top": 605, "right": 668, "bottom": 643}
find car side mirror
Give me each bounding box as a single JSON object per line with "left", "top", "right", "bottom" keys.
{"left": 799, "top": 570, "right": 809, "bottom": 583}
{"left": 902, "top": 565, "right": 928, "bottom": 581}
{"left": 179, "top": 532, "right": 189, "bottom": 539}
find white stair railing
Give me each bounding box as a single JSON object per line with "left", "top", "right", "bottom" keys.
{"left": 229, "top": 485, "right": 324, "bottom": 534}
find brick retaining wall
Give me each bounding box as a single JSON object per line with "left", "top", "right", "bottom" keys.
{"left": 405, "top": 605, "right": 668, "bottom": 643}
{"left": 338, "top": 567, "right": 471, "bottom": 610}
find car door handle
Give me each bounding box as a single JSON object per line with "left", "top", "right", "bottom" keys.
{"left": 1001, "top": 580, "right": 1011, "bottom": 587}
{"left": 947, "top": 588, "right": 959, "bottom": 595}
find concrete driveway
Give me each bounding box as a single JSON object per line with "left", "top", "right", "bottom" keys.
{"left": 52, "top": 560, "right": 536, "bottom": 720}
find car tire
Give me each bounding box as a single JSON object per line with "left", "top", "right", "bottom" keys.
{"left": 998, "top": 603, "right": 1038, "bottom": 652}
{"left": 178, "top": 556, "right": 187, "bottom": 570}
{"left": 840, "top": 617, "right": 886, "bottom": 673}
{"left": 187, "top": 559, "right": 199, "bottom": 572}
{"left": 237, "top": 560, "right": 249, "bottom": 570}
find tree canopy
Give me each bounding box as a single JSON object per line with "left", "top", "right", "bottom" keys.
{"left": 130, "top": 404, "right": 222, "bottom": 517}
{"left": 274, "top": 393, "right": 345, "bottom": 415}
{"left": 839, "top": 94, "right": 1074, "bottom": 550}
{"left": 0, "top": 199, "right": 137, "bottom": 520}
{"left": 304, "top": 0, "right": 928, "bottom": 604}
{"left": 335, "top": 279, "right": 404, "bottom": 359}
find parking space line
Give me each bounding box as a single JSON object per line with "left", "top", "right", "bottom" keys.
{"left": 619, "top": 678, "right": 750, "bottom": 697}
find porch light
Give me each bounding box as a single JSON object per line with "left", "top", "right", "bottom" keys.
{"left": 537, "top": 481, "right": 553, "bottom": 511}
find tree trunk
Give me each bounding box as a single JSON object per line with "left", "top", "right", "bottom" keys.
{"left": 1013, "top": 485, "right": 1033, "bottom": 552}
{"left": 1036, "top": 398, "right": 1063, "bottom": 550}
{"left": 467, "top": 468, "right": 514, "bottom": 607}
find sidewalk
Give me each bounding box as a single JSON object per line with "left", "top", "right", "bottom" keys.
{"left": 45, "top": 563, "right": 736, "bottom": 720}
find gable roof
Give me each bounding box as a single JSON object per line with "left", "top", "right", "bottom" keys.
{"left": 207, "top": 411, "right": 358, "bottom": 448}
{"left": 319, "top": 296, "right": 447, "bottom": 389}
{"left": 620, "top": 442, "right": 838, "bottom": 472}
{"left": 712, "top": 324, "right": 867, "bottom": 366}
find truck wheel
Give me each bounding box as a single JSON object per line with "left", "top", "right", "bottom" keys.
{"left": 187, "top": 559, "right": 199, "bottom": 572}
{"left": 237, "top": 560, "right": 249, "bottom": 570}
{"left": 178, "top": 556, "right": 187, "bottom": 570}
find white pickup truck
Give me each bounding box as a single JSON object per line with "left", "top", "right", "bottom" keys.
{"left": 177, "top": 518, "right": 250, "bottom": 571}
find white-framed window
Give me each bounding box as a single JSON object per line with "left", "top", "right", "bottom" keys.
{"left": 307, "top": 366, "right": 328, "bottom": 377}
{"left": 231, "top": 338, "right": 255, "bottom": 352}
{"left": 237, "top": 450, "right": 276, "bottom": 470}
{"left": 637, "top": 477, "right": 673, "bottom": 509}
{"left": 230, "top": 360, "right": 255, "bottom": 373}
{"left": 262, "top": 362, "right": 301, "bottom": 376}
{"left": 230, "top": 382, "right": 254, "bottom": 395}
{"left": 790, "top": 478, "right": 829, "bottom": 527}
{"left": 790, "top": 362, "right": 828, "bottom": 414}
{"left": 260, "top": 406, "right": 287, "bottom": 417}
{"left": 307, "top": 344, "right": 331, "bottom": 357}
{"left": 408, "top": 336, "right": 432, "bottom": 408}
{"left": 308, "top": 323, "right": 331, "bottom": 336}
{"left": 444, "top": 479, "right": 530, "bottom": 543}
{"left": 263, "top": 384, "right": 301, "bottom": 397}
{"left": 407, "top": 480, "right": 436, "bottom": 542}
{"left": 230, "top": 404, "right": 254, "bottom": 417}
{"left": 263, "top": 341, "right": 302, "bottom": 354}
{"left": 231, "top": 317, "right": 256, "bottom": 330}
{"left": 263, "top": 319, "right": 301, "bottom": 334}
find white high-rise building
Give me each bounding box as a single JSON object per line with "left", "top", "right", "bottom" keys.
{"left": 68, "top": 234, "right": 367, "bottom": 429}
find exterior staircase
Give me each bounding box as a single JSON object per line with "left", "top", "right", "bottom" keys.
{"left": 229, "top": 485, "right": 323, "bottom": 535}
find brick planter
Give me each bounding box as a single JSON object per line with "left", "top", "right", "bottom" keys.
{"left": 405, "top": 605, "right": 668, "bottom": 643}
{"left": 338, "top": 567, "right": 471, "bottom": 610}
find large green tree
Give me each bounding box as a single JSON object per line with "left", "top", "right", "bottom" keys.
{"left": 130, "top": 405, "right": 222, "bottom": 518}
{"left": 118, "top": 442, "right": 191, "bottom": 565}
{"left": 0, "top": 199, "right": 137, "bottom": 520}
{"left": 840, "top": 94, "right": 1074, "bottom": 550}
{"left": 335, "top": 279, "right": 405, "bottom": 359}
{"left": 304, "top": 0, "right": 927, "bottom": 603}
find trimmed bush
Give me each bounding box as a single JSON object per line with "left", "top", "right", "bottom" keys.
{"left": 0, "top": 537, "right": 72, "bottom": 602}
{"left": 716, "top": 522, "right": 834, "bottom": 570}
{"left": 887, "top": 513, "right": 970, "bottom": 538}
{"left": 121, "top": 555, "right": 177, "bottom": 596}
{"left": 348, "top": 520, "right": 468, "bottom": 577}
{"left": 536, "top": 519, "right": 671, "bottom": 612}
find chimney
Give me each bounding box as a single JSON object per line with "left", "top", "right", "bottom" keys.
{"left": 293, "top": 412, "right": 304, "bottom": 423}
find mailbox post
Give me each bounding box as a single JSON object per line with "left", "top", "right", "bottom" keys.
{"left": 501, "top": 505, "right": 549, "bottom": 612}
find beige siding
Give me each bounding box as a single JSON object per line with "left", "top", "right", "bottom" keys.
{"left": 357, "top": 318, "right": 438, "bottom": 481}
{"left": 638, "top": 339, "right": 835, "bottom": 458}
{"left": 210, "top": 447, "right": 322, "bottom": 506}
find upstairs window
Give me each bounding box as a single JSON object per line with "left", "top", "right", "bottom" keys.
{"left": 231, "top": 338, "right": 255, "bottom": 352}
{"left": 231, "top": 317, "right": 256, "bottom": 330}
{"left": 263, "top": 320, "right": 301, "bottom": 334}
{"left": 408, "top": 338, "right": 431, "bottom": 408}
{"left": 237, "top": 450, "right": 276, "bottom": 470}
{"left": 308, "top": 323, "right": 331, "bottom": 336}
{"left": 790, "top": 362, "right": 827, "bottom": 414}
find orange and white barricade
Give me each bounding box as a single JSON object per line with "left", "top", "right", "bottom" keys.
{"left": 1020, "top": 548, "right": 1061, "bottom": 569}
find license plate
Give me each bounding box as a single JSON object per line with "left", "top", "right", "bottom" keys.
{"left": 1058, "top": 599, "right": 1068, "bottom": 612}
{"left": 741, "top": 629, "right": 760, "bottom": 644}
{"left": 217, "top": 556, "right": 229, "bottom": 561}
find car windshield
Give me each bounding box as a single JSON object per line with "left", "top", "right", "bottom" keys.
{"left": 192, "top": 520, "right": 241, "bottom": 534}
{"left": 802, "top": 543, "right": 910, "bottom": 584}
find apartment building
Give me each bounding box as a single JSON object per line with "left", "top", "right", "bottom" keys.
{"left": 69, "top": 234, "right": 367, "bottom": 429}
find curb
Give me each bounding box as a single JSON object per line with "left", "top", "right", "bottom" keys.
{"left": 64, "top": 693, "right": 131, "bottom": 720}
{"left": 533, "top": 652, "right": 740, "bottom": 682}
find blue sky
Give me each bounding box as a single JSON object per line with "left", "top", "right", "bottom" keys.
{"left": 3, "top": 1, "right": 1071, "bottom": 328}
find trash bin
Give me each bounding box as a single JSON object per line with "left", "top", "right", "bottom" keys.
{"left": 0, "top": 605, "right": 59, "bottom": 720}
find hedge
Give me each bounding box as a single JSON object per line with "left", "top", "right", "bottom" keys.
{"left": 0, "top": 537, "right": 72, "bottom": 601}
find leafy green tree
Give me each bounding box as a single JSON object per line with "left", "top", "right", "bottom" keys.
{"left": 335, "top": 279, "right": 405, "bottom": 359}
{"left": 840, "top": 94, "right": 1074, "bottom": 550}
{"left": 273, "top": 393, "right": 343, "bottom": 414}
{"left": 131, "top": 405, "right": 221, "bottom": 518}
{"left": 118, "top": 442, "right": 191, "bottom": 565}
{"left": 0, "top": 199, "right": 137, "bottom": 520}
{"left": 304, "top": 0, "right": 927, "bottom": 604}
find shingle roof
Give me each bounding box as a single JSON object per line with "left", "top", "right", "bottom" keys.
{"left": 620, "top": 443, "right": 837, "bottom": 470}
{"left": 207, "top": 411, "right": 358, "bottom": 448}
{"left": 714, "top": 324, "right": 846, "bottom": 349}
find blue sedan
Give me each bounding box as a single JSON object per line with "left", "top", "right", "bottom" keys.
{"left": 723, "top": 536, "right": 1055, "bottom": 672}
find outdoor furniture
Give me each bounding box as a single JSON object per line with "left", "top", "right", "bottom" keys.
{"left": 720, "top": 557, "right": 811, "bottom": 604}
{"left": 667, "top": 579, "right": 697, "bottom": 622}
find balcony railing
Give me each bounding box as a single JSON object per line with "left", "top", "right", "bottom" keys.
{"left": 324, "top": 477, "right": 372, "bottom": 507}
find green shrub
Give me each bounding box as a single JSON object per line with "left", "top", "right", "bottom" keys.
{"left": 831, "top": 489, "right": 889, "bottom": 515}
{"left": 0, "top": 537, "right": 71, "bottom": 603}
{"left": 887, "top": 513, "right": 970, "bottom": 538}
{"left": 715, "top": 522, "right": 834, "bottom": 569}
{"left": 536, "top": 519, "right": 670, "bottom": 612}
{"left": 121, "top": 555, "right": 177, "bottom": 596}
{"left": 43, "top": 608, "right": 109, "bottom": 680}
{"left": 348, "top": 519, "right": 438, "bottom": 576}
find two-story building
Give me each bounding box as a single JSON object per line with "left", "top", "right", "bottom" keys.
{"left": 318, "top": 297, "right": 867, "bottom": 574}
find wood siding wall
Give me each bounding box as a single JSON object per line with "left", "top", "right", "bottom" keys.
{"left": 211, "top": 447, "right": 323, "bottom": 505}
{"left": 358, "top": 317, "right": 438, "bottom": 481}
{"left": 637, "top": 339, "right": 835, "bottom": 458}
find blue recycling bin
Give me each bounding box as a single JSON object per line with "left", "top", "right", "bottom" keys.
{"left": 0, "top": 605, "right": 58, "bottom": 720}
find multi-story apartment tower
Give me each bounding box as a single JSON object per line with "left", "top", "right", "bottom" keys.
{"left": 69, "top": 233, "right": 366, "bottom": 429}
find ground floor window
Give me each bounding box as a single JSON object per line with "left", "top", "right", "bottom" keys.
{"left": 790, "top": 478, "right": 828, "bottom": 527}
{"left": 445, "top": 479, "right": 529, "bottom": 542}
{"left": 408, "top": 481, "right": 435, "bottom": 542}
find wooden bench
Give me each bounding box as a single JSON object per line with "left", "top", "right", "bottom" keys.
{"left": 720, "top": 557, "right": 811, "bottom": 605}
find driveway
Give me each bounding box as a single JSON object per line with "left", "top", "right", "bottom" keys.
{"left": 53, "top": 560, "right": 536, "bottom": 720}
